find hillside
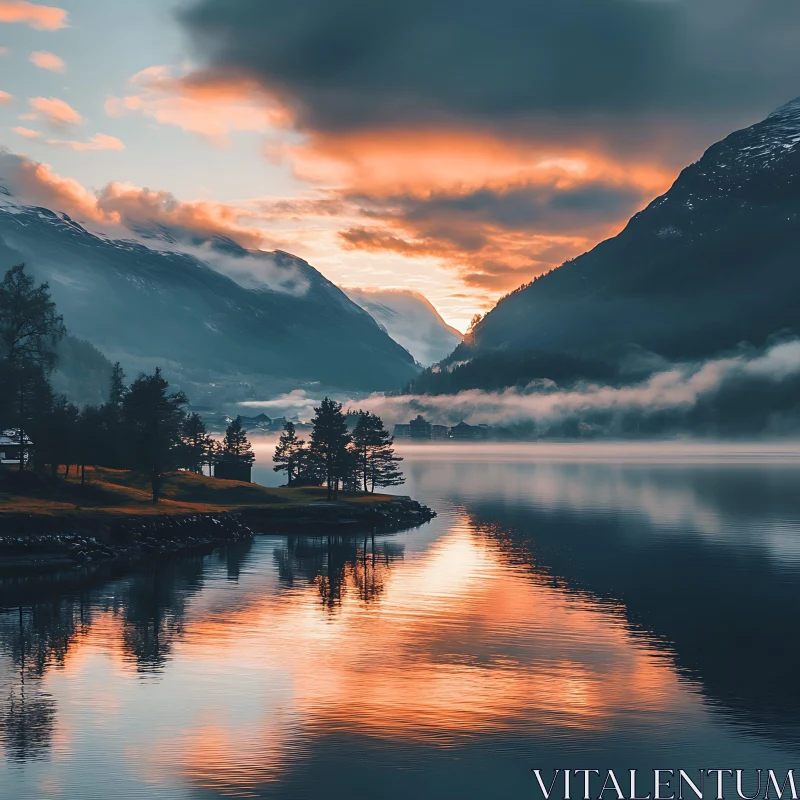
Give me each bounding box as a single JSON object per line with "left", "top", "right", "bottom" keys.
{"left": 414, "top": 97, "right": 800, "bottom": 391}
{"left": 0, "top": 191, "right": 419, "bottom": 401}
{"left": 345, "top": 288, "right": 462, "bottom": 365}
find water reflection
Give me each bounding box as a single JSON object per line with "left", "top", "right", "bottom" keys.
{"left": 1, "top": 444, "right": 799, "bottom": 799}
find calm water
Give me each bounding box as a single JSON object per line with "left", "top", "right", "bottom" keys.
{"left": 3, "top": 441, "right": 800, "bottom": 799}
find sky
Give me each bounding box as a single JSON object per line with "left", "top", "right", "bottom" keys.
{"left": 2, "top": 0, "right": 800, "bottom": 330}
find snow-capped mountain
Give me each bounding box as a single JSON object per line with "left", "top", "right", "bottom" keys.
{"left": 344, "top": 288, "right": 462, "bottom": 366}
{"left": 425, "top": 95, "right": 800, "bottom": 389}
{"left": 0, "top": 190, "right": 419, "bottom": 402}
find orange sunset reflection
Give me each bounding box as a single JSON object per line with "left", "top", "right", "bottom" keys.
{"left": 38, "top": 515, "right": 697, "bottom": 793}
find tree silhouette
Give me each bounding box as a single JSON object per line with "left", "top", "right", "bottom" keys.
{"left": 309, "top": 398, "right": 351, "bottom": 500}
{"left": 122, "top": 368, "right": 187, "bottom": 502}
{"left": 108, "top": 362, "right": 127, "bottom": 407}
{"left": 0, "top": 264, "right": 65, "bottom": 471}
{"left": 179, "top": 412, "right": 213, "bottom": 474}
{"left": 220, "top": 416, "right": 255, "bottom": 465}
{"left": 352, "top": 411, "right": 404, "bottom": 492}
{"left": 272, "top": 421, "right": 306, "bottom": 486}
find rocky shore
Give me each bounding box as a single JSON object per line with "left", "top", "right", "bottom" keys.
{"left": 0, "top": 496, "right": 436, "bottom": 572}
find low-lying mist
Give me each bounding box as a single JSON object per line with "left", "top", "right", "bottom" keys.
{"left": 241, "top": 338, "right": 800, "bottom": 438}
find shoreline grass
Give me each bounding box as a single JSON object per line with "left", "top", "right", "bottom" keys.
{"left": 0, "top": 466, "right": 395, "bottom": 518}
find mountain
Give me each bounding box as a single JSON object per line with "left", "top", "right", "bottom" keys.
{"left": 344, "top": 288, "right": 462, "bottom": 366}
{"left": 412, "top": 97, "right": 800, "bottom": 392}
{"left": 51, "top": 335, "right": 115, "bottom": 407}
{"left": 0, "top": 190, "right": 419, "bottom": 402}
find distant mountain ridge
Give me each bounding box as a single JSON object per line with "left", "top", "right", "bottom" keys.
{"left": 344, "top": 288, "right": 462, "bottom": 366}
{"left": 0, "top": 189, "right": 419, "bottom": 403}
{"left": 413, "top": 95, "right": 800, "bottom": 392}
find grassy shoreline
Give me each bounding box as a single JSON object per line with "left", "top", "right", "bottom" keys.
{"left": 0, "top": 467, "right": 435, "bottom": 574}
{"left": 0, "top": 466, "right": 396, "bottom": 518}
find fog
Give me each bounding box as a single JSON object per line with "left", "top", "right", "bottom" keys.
{"left": 241, "top": 338, "right": 800, "bottom": 437}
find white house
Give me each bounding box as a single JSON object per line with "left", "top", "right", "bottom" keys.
{"left": 0, "top": 429, "right": 32, "bottom": 467}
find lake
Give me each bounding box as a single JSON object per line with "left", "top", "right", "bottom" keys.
{"left": 2, "top": 441, "right": 800, "bottom": 799}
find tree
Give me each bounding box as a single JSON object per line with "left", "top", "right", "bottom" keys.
{"left": 0, "top": 264, "right": 65, "bottom": 370}
{"left": 272, "top": 421, "right": 306, "bottom": 486}
{"left": 179, "top": 412, "right": 213, "bottom": 474}
{"left": 109, "top": 362, "right": 127, "bottom": 407}
{"left": 0, "top": 264, "right": 65, "bottom": 471}
{"left": 38, "top": 395, "right": 80, "bottom": 479}
{"left": 309, "top": 397, "right": 351, "bottom": 500}
{"left": 122, "top": 368, "right": 187, "bottom": 502}
{"left": 220, "top": 417, "right": 255, "bottom": 466}
{"left": 76, "top": 405, "right": 106, "bottom": 486}
{"left": 352, "top": 412, "right": 404, "bottom": 493}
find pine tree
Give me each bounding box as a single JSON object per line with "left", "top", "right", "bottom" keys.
{"left": 122, "top": 368, "right": 187, "bottom": 502}
{"left": 221, "top": 416, "right": 255, "bottom": 465}
{"left": 352, "top": 412, "right": 404, "bottom": 493}
{"left": 180, "top": 412, "right": 213, "bottom": 474}
{"left": 103, "top": 361, "right": 127, "bottom": 468}
{"left": 0, "top": 264, "right": 65, "bottom": 471}
{"left": 109, "top": 362, "right": 127, "bottom": 407}
{"left": 272, "top": 421, "right": 306, "bottom": 486}
{"left": 309, "top": 397, "right": 351, "bottom": 500}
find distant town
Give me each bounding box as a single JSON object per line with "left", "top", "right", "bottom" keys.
{"left": 196, "top": 410, "right": 493, "bottom": 441}
{"left": 392, "top": 415, "right": 490, "bottom": 440}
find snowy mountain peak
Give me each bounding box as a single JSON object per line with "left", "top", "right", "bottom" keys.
{"left": 766, "top": 95, "right": 800, "bottom": 123}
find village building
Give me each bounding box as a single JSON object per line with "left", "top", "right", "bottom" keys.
{"left": 0, "top": 429, "right": 31, "bottom": 467}
{"left": 409, "top": 415, "right": 432, "bottom": 439}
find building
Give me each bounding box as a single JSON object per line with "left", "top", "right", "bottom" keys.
{"left": 431, "top": 425, "right": 450, "bottom": 440}
{"left": 213, "top": 460, "right": 252, "bottom": 483}
{"left": 409, "top": 415, "right": 432, "bottom": 439}
{"left": 393, "top": 423, "right": 411, "bottom": 438}
{"left": 0, "top": 429, "right": 31, "bottom": 467}
{"left": 450, "top": 421, "right": 489, "bottom": 440}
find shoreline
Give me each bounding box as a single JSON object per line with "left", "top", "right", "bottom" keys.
{"left": 0, "top": 496, "right": 436, "bottom": 574}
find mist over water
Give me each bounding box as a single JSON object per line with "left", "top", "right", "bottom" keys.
{"left": 2, "top": 442, "right": 800, "bottom": 799}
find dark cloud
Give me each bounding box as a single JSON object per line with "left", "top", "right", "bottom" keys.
{"left": 356, "top": 180, "right": 646, "bottom": 235}
{"left": 179, "top": 0, "right": 800, "bottom": 134}
{"left": 339, "top": 178, "right": 648, "bottom": 287}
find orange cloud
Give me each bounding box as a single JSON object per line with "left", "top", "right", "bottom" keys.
{"left": 0, "top": 0, "right": 67, "bottom": 29}
{"left": 12, "top": 125, "right": 40, "bottom": 138}
{"left": 0, "top": 89, "right": 11, "bottom": 104}
{"left": 269, "top": 129, "right": 675, "bottom": 291}
{"left": 96, "top": 182, "right": 267, "bottom": 248}
{"left": 29, "top": 50, "right": 64, "bottom": 72}
{"left": 105, "top": 66, "right": 289, "bottom": 143}
{"left": 0, "top": 151, "right": 106, "bottom": 221}
{"left": 47, "top": 133, "right": 124, "bottom": 151}
{"left": 23, "top": 96, "right": 82, "bottom": 127}
{"left": 0, "top": 151, "right": 274, "bottom": 250}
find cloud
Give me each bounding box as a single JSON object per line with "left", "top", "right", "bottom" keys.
{"left": 173, "top": 0, "right": 800, "bottom": 313}
{"left": 0, "top": 149, "right": 313, "bottom": 293}
{"left": 0, "top": 1, "right": 67, "bottom": 30}
{"left": 241, "top": 340, "right": 800, "bottom": 436}
{"left": 337, "top": 167, "right": 659, "bottom": 289}
{"left": 11, "top": 128, "right": 125, "bottom": 151}
{"left": 0, "top": 149, "right": 105, "bottom": 221}
{"left": 22, "top": 96, "right": 82, "bottom": 127}
{"left": 105, "top": 65, "right": 286, "bottom": 143}
{"left": 29, "top": 50, "right": 64, "bottom": 72}
{"left": 46, "top": 132, "right": 125, "bottom": 151}
{"left": 94, "top": 182, "right": 267, "bottom": 248}
{"left": 0, "top": 47, "right": 8, "bottom": 55}
{"left": 0, "top": 89, "right": 11, "bottom": 104}
{"left": 12, "top": 125, "right": 40, "bottom": 138}
{"left": 179, "top": 0, "right": 800, "bottom": 135}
